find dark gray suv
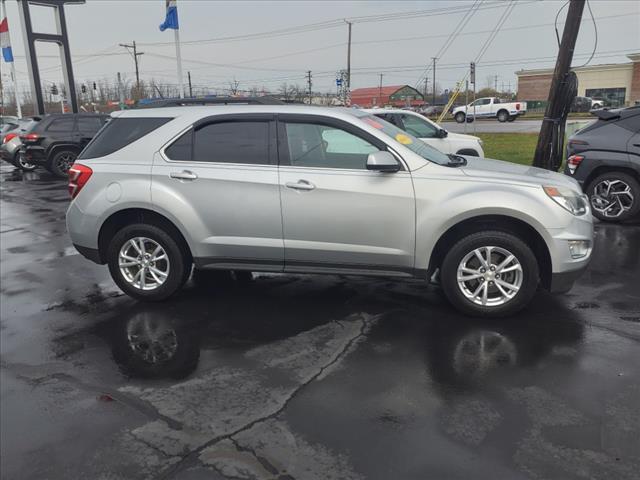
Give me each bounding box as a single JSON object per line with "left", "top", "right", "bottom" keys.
{"left": 565, "top": 106, "right": 640, "bottom": 222}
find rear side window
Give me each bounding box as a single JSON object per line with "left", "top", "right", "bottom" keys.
{"left": 46, "top": 117, "right": 75, "bottom": 133}
{"left": 165, "top": 121, "right": 270, "bottom": 164}
{"left": 617, "top": 114, "right": 640, "bottom": 133}
{"left": 79, "top": 117, "right": 171, "bottom": 159}
{"left": 77, "top": 116, "right": 106, "bottom": 135}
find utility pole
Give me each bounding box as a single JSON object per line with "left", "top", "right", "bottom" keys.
{"left": 346, "top": 21, "right": 352, "bottom": 89}
{"left": 432, "top": 57, "right": 437, "bottom": 106}
{"left": 188, "top": 71, "right": 193, "bottom": 98}
{"left": 306, "top": 70, "right": 312, "bottom": 105}
{"left": 378, "top": 73, "right": 383, "bottom": 106}
{"left": 533, "top": 0, "right": 585, "bottom": 170}
{"left": 494, "top": 74, "right": 498, "bottom": 92}
{"left": 119, "top": 41, "right": 144, "bottom": 99}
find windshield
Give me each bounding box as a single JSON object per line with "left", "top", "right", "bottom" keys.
{"left": 360, "top": 114, "right": 450, "bottom": 165}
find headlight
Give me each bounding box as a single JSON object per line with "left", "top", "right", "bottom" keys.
{"left": 543, "top": 185, "right": 588, "bottom": 215}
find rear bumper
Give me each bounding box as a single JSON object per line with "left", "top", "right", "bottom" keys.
{"left": 73, "top": 244, "right": 103, "bottom": 264}
{"left": 22, "top": 146, "right": 47, "bottom": 165}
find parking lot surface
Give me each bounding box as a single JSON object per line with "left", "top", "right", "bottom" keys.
{"left": 1, "top": 164, "right": 639, "bottom": 480}
{"left": 442, "top": 119, "right": 543, "bottom": 133}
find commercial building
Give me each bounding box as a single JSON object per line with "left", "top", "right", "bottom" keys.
{"left": 350, "top": 85, "right": 424, "bottom": 108}
{"left": 515, "top": 53, "right": 640, "bottom": 107}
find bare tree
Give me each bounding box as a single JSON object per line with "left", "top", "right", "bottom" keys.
{"left": 228, "top": 78, "right": 240, "bottom": 95}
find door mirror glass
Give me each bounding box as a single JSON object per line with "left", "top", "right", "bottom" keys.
{"left": 366, "top": 151, "right": 400, "bottom": 172}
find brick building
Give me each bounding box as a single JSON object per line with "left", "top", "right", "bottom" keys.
{"left": 350, "top": 85, "right": 424, "bottom": 108}
{"left": 516, "top": 53, "right": 640, "bottom": 108}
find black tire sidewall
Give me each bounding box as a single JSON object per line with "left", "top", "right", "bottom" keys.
{"left": 455, "top": 113, "right": 465, "bottom": 123}
{"left": 440, "top": 231, "right": 539, "bottom": 317}
{"left": 107, "top": 224, "right": 187, "bottom": 301}
{"left": 586, "top": 172, "right": 640, "bottom": 222}
{"left": 50, "top": 150, "right": 78, "bottom": 178}
{"left": 497, "top": 111, "right": 508, "bottom": 122}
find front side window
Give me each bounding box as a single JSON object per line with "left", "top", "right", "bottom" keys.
{"left": 191, "top": 121, "right": 269, "bottom": 164}
{"left": 399, "top": 114, "right": 437, "bottom": 138}
{"left": 284, "top": 122, "right": 378, "bottom": 169}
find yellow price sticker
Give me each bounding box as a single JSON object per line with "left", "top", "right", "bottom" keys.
{"left": 395, "top": 133, "right": 413, "bottom": 145}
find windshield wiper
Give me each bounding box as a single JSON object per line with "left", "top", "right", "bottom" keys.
{"left": 446, "top": 154, "right": 467, "bottom": 167}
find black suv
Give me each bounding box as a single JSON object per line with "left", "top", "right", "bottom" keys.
{"left": 20, "top": 113, "right": 109, "bottom": 178}
{"left": 565, "top": 106, "right": 640, "bottom": 222}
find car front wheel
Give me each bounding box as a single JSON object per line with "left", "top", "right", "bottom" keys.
{"left": 107, "top": 224, "right": 190, "bottom": 301}
{"left": 440, "top": 231, "right": 539, "bottom": 317}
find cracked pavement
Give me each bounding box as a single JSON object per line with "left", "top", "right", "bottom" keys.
{"left": 1, "top": 164, "right": 640, "bottom": 479}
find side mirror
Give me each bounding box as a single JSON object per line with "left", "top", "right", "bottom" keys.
{"left": 437, "top": 128, "right": 448, "bottom": 138}
{"left": 366, "top": 151, "right": 401, "bottom": 172}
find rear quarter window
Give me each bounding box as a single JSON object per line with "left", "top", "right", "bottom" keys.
{"left": 79, "top": 117, "right": 172, "bottom": 159}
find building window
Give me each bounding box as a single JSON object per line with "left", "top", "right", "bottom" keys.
{"left": 585, "top": 88, "right": 626, "bottom": 108}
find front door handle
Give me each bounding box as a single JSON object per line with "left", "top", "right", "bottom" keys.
{"left": 170, "top": 170, "right": 198, "bottom": 181}
{"left": 285, "top": 180, "right": 315, "bottom": 191}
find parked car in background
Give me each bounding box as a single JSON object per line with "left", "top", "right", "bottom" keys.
{"left": 365, "top": 108, "right": 484, "bottom": 156}
{"left": 20, "top": 113, "right": 109, "bottom": 178}
{"left": 565, "top": 106, "right": 640, "bottom": 222}
{"left": 419, "top": 105, "right": 447, "bottom": 117}
{"left": 590, "top": 98, "right": 605, "bottom": 110}
{"left": 452, "top": 97, "right": 527, "bottom": 123}
{"left": 0, "top": 118, "right": 41, "bottom": 171}
{"left": 0, "top": 116, "right": 22, "bottom": 142}
{"left": 66, "top": 105, "right": 592, "bottom": 317}
{"left": 571, "top": 96, "right": 593, "bottom": 113}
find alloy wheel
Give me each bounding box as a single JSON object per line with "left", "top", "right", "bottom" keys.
{"left": 590, "top": 179, "right": 634, "bottom": 218}
{"left": 56, "top": 153, "right": 76, "bottom": 173}
{"left": 18, "top": 154, "right": 36, "bottom": 170}
{"left": 118, "top": 237, "right": 170, "bottom": 291}
{"left": 456, "top": 246, "right": 523, "bottom": 307}
{"left": 126, "top": 316, "right": 178, "bottom": 364}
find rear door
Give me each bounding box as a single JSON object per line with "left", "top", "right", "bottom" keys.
{"left": 152, "top": 114, "right": 284, "bottom": 270}
{"left": 74, "top": 116, "right": 106, "bottom": 150}
{"left": 277, "top": 114, "right": 415, "bottom": 274}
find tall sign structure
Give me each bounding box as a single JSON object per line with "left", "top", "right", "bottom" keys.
{"left": 17, "top": 0, "right": 85, "bottom": 114}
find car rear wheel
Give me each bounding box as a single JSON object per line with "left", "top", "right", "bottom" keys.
{"left": 50, "top": 150, "right": 78, "bottom": 178}
{"left": 587, "top": 172, "right": 640, "bottom": 222}
{"left": 107, "top": 224, "right": 190, "bottom": 301}
{"left": 15, "top": 152, "right": 37, "bottom": 172}
{"left": 497, "top": 110, "right": 509, "bottom": 122}
{"left": 440, "top": 231, "right": 539, "bottom": 317}
{"left": 455, "top": 112, "right": 466, "bottom": 123}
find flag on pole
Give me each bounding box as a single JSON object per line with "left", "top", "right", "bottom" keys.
{"left": 159, "top": 0, "right": 179, "bottom": 31}
{"left": 0, "top": 15, "right": 14, "bottom": 63}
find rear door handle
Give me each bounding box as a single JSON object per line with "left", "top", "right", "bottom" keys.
{"left": 285, "top": 180, "right": 315, "bottom": 191}
{"left": 170, "top": 170, "right": 198, "bottom": 181}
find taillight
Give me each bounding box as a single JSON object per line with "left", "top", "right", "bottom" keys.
{"left": 68, "top": 163, "right": 93, "bottom": 198}
{"left": 567, "top": 155, "right": 584, "bottom": 175}
{"left": 516, "top": 103, "right": 520, "bottom": 110}
{"left": 2, "top": 133, "right": 17, "bottom": 144}
{"left": 20, "top": 133, "right": 39, "bottom": 143}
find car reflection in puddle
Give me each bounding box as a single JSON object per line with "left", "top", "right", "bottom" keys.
{"left": 99, "top": 270, "right": 585, "bottom": 390}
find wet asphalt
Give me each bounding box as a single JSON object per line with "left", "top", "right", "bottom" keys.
{"left": 1, "top": 163, "right": 639, "bottom": 480}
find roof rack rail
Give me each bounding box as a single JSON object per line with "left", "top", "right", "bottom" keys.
{"left": 138, "top": 96, "right": 285, "bottom": 108}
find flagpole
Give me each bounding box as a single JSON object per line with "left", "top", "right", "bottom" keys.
{"left": 174, "top": 28, "right": 184, "bottom": 98}
{"left": 1, "top": 0, "right": 21, "bottom": 117}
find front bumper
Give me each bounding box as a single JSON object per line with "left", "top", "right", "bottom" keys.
{"left": 549, "top": 264, "right": 588, "bottom": 293}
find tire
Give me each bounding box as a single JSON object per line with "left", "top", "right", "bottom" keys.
{"left": 49, "top": 149, "right": 78, "bottom": 178}
{"left": 466, "top": 116, "right": 474, "bottom": 123}
{"left": 440, "top": 231, "right": 539, "bottom": 317}
{"left": 586, "top": 172, "right": 640, "bottom": 222}
{"left": 507, "top": 116, "right": 516, "bottom": 122}
{"left": 16, "top": 152, "right": 38, "bottom": 172}
{"left": 107, "top": 223, "right": 190, "bottom": 301}
{"left": 455, "top": 112, "right": 466, "bottom": 123}
{"left": 497, "top": 110, "right": 509, "bottom": 123}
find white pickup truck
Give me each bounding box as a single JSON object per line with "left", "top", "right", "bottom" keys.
{"left": 452, "top": 97, "right": 527, "bottom": 123}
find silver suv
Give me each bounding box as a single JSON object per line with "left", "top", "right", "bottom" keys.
{"left": 66, "top": 106, "right": 593, "bottom": 317}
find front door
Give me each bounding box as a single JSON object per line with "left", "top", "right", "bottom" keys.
{"left": 152, "top": 115, "right": 284, "bottom": 270}
{"left": 397, "top": 113, "right": 451, "bottom": 153}
{"left": 277, "top": 115, "right": 416, "bottom": 275}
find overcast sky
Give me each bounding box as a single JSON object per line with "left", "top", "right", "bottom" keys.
{"left": 1, "top": 0, "right": 639, "bottom": 97}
